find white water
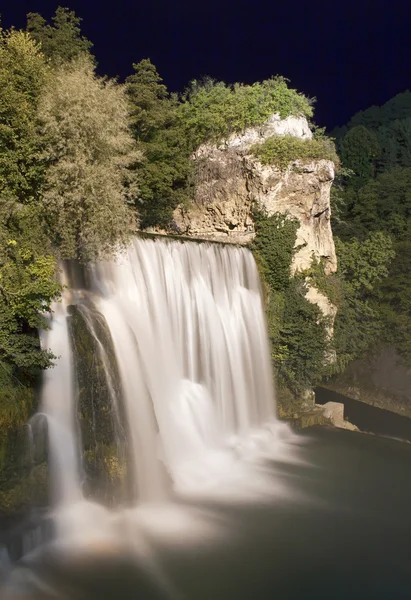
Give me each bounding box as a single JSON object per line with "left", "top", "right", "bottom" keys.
{"left": 40, "top": 296, "right": 82, "bottom": 512}
{"left": 38, "top": 237, "right": 292, "bottom": 535}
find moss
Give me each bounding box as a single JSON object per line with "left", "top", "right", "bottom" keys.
{"left": 0, "top": 371, "right": 38, "bottom": 483}
{"left": 68, "top": 304, "right": 124, "bottom": 448}
{"left": 276, "top": 383, "right": 306, "bottom": 417}
{"left": 251, "top": 135, "right": 339, "bottom": 171}
{"left": 0, "top": 462, "right": 48, "bottom": 518}
{"left": 68, "top": 304, "right": 130, "bottom": 503}
{"left": 82, "top": 443, "right": 128, "bottom": 506}
{"left": 0, "top": 366, "right": 35, "bottom": 430}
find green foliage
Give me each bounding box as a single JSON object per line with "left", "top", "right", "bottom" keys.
{"left": 303, "top": 256, "right": 342, "bottom": 307}
{"left": 178, "top": 76, "right": 313, "bottom": 148}
{"left": 251, "top": 209, "right": 329, "bottom": 395}
{"left": 0, "top": 19, "right": 135, "bottom": 401}
{"left": 0, "top": 363, "right": 34, "bottom": 427}
{"left": 333, "top": 91, "right": 411, "bottom": 370}
{"left": 38, "top": 55, "right": 137, "bottom": 261}
{"left": 330, "top": 233, "right": 395, "bottom": 374}
{"left": 339, "top": 126, "right": 381, "bottom": 188}
{"left": 329, "top": 167, "right": 355, "bottom": 229}
{"left": 251, "top": 135, "right": 339, "bottom": 171}
{"left": 0, "top": 205, "right": 61, "bottom": 373}
{"left": 27, "top": 6, "right": 93, "bottom": 65}
{"left": 0, "top": 28, "right": 61, "bottom": 376}
{"left": 332, "top": 93, "right": 411, "bottom": 373}
{"left": 346, "top": 92, "right": 411, "bottom": 132}
{"left": 279, "top": 280, "right": 329, "bottom": 389}
{"left": 373, "top": 240, "right": 411, "bottom": 360}
{"left": 351, "top": 167, "right": 411, "bottom": 240}
{"left": 335, "top": 233, "right": 395, "bottom": 294}
{"left": 251, "top": 210, "right": 298, "bottom": 291}
{"left": 124, "top": 64, "right": 317, "bottom": 230}
{"left": 0, "top": 28, "right": 47, "bottom": 206}
{"left": 126, "top": 59, "right": 193, "bottom": 228}
{"left": 331, "top": 288, "right": 382, "bottom": 374}
{"left": 126, "top": 59, "right": 170, "bottom": 138}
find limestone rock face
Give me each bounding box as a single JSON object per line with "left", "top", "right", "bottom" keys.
{"left": 171, "top": 115, "right": 337, "bottom": 319}
{"left": 173, "top": 115, "right": 336, "bottom": 275}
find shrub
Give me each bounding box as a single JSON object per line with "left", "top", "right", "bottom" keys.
{"left": 251, "top": 209, "right": 330, "bottom": 395}
{"left": 178, "top": 76, "right": 313, "bottom": 148}
{"left": 251, "top": 135, "right": 339, "bottom": 171}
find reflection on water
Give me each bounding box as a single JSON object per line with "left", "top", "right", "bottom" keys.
{"left": 3, "top": 427, "right": 411, "bottom": 600}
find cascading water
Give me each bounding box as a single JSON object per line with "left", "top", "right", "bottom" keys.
{"left": 4, "top": 239, "right": 411, "bottom": 600}
{"left": 33, "top": 237, "right": 292, "bottom": 540}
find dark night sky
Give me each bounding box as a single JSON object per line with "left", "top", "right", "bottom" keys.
{"left": 2, "top": 0, "right": 411, "bottom": 128}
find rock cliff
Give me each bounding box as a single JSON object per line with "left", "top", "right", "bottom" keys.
{"left": 170, "top": 114, "right": 337, "bottom": 320}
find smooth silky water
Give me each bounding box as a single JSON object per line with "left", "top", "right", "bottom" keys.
{"left": 2, "top": 238, "right": 411, "bottom": 599}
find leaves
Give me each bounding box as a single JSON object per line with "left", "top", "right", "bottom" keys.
{"left": 335, "top": 233, "right": 395, "bottom": 294}
{"left": 27, "top": 6, "right": 93, "bottom": 66}
{"left": 126, "top": 59, "right": 193, "bottom": 228}
{"left": 38, "top": 55, "right": 138, "bottom": 261}
{"left": 178, "top": 76, "right": 313, "bottom": 149}
{"left": 251, "top": 210, "right": 329, "bottom": 392}
{"left": 251, "top": 135, "right": 339, "bottom": 171}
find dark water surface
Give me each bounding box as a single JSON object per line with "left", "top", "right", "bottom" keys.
{"left": 316, "top": 386, "right": 411, "bottom": 442}
{"left": 2, "top": 427, "right": 411, "bottom": 599}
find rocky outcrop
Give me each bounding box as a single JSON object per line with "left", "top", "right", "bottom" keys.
{"left": 319, "top": 401, "right": 358, "bottom": 431}
{"left": 171, "top": 114, "right": 337, "bottom": 318}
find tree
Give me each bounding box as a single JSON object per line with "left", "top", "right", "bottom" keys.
{"left": 0, "top": 28, "right": 48, "bottom": 208}
{"left": 27, "top": 6, "right": 93, "bottom": 66}
{"left": 38, "top": 55, "right": 138, "bottom": 261}
{"left": 377, "top": 118, "right": 411, "bottom": 170}
{"left": 348, "top": 105, "right": 383, "bottom": 130}
{"left": 0, "top": 206, "right": 61, "bottom": 375}
{"left": 178, "top": 76, "right": 313, "bottom": 149}
{"left": 335, "top": 232, "right": 395, "bottom": 294}
{"left": 352, "top": 167, "right": 411, "bottom": 239}
{"left": 0, "top": 28, "right": 61, "bottom": 377}
{"left": 126, "top": 58, "right": 171, "bottom": 139}
{"left": 126, "top": 59, "right": 192, "bottom": 228}
{"left": 339, "top": 125, "right": 381, "bottom": 188}
{"left": 331, "top": 232, "right": 395, "bottom": 373}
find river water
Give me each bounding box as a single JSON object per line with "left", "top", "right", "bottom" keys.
{"left": 2, "top": 426, "right": 411, "bottom": 599}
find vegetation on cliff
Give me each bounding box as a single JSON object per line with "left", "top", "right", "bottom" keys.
{"left": 251, "top": 211, "right": 329, "bottom": 396}
{"left": 251, "top": 134, "right": 338, "bottom": 171}
{"left": 125, "top": 62, "right": 314, "bottom": 227}
{"left": 178, "top": 76, "right": 312, "bottom": 148}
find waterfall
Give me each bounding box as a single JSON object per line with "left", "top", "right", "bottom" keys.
{"left": 40, "top": 237, "right": 285, "bottom": 521}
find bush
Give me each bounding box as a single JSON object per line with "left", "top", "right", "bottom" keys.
{"left": 251, "top": 209, "right": 330, "bottom": 396}
{"left": 251, "top": 210, "right": 298, "bottom": 292}
{"left": 251, "top": 135, "right": 339, "bottom": 171}
{"left": 178, "top": 76, "right": 313, "bottom": 148}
